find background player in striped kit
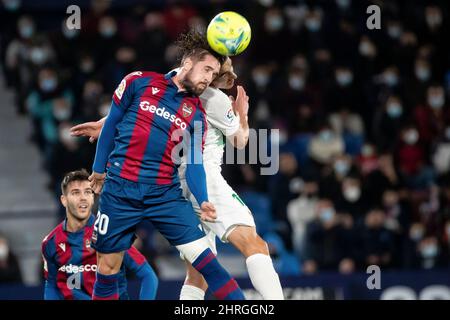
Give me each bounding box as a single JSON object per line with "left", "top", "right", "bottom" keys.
{"left": 42, "top": 169, "right": 158, "bottom": 300}
{"left": 87, "top": 30, "right": 245, "bottom": 300}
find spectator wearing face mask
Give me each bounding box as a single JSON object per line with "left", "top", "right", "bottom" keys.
{"left": 92, "top": 16, "right": 121, "bottom": 69}
{"left": 413, "top": 84, "right": 449, "bottom": 149}
{"left": 414, "top": 236, "right": 446, "bottom": 270}
{"left": 51, "top": 20, "right": 82, "bottom": 74}
{"left": 324, "top": 65, "right": 362, "bottom": 114}
{"left": 48, "top": 122, "right": 95, "bottom": 210}
{"left": 287, "top": 179, "right": 320, "bottom": 259}
{"left": 26, "top": 67, "right": 74, "bottom": 164}
{"left": 381, "top": 188, "right": 412, "bottom": 267}
{"left": 431, "top": 125, "right": 450, "bottom": 176}
{"left": 268, "top": 152, "right": 302, "bottom": 250}
{"left": 319, "top": 153, "right": 356, "bottom": 201}
{"left": 356, "top": 208, "right": 395, "bottom": 270}
{"left": 364, "top": 153, "right": 400, "bottom": 206}
{"left": 303, "top": 199, "right": 357, "bottom": 273}
{"left": 0, "top": 235, "right": 22, "bottom": 284}
{"left": 395, "top": 125, "right": 436, "bottom": 190}
{"left": 335, "top": 175, "right": 369, "bottom": 226}
{"left": 372, "top": 94, "right": 407, "bottom": 151}
{"left": 308, "top": 123, "right": 345, "bottom": 167}
{"left": 403, "top": 58, "right": 432, "bottom": 109}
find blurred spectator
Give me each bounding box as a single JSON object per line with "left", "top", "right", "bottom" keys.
{"left": 287, "top": 179, "right": 319, "bottom": 259}
{"left": 431, "top": 125, "right": 450, "bottom": 175}
{"left": 304, "top": 199, "right": 357, "bottom": 273}
{"left": 0, "top": 235, "right": 22, "bottom": 284}
{"left": 308, "top": 122, "right": 344, "bottom": 167}
{"left": 269, "top": 152, "right": 302, "bottom": 250}
{"left": 356, "top": 208, "right": 395, "bottom": 269}
{"left": 364, "top": 153, "right": 400, "bottom": 206}
{"left": 395, "top": 125, "right": 435, "bottom": 190}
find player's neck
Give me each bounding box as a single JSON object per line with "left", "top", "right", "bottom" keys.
{"left": 172, "top": 74, "right": 186, "bottom": 92}
{"left": 66, "top": 215, "right": 88, "bottom": 233}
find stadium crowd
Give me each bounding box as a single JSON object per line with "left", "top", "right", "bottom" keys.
{"left": 0, "top": 0, "right": 449, "bottom": 280}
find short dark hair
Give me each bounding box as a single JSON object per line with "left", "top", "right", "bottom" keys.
{"left": 61, "top": 169, "right": 90, "bottom": 195}
{"left": 176, "top": 29, "right": 226, "bottom": 65}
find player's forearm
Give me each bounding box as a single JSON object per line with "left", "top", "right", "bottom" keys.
{"left": 136, "top": 263, "right": 158, "bottom": 300}
{"left": 186, "top": 163, "right": 209, "bottom": 205}
{"left": 44, "top": 281, "right": 62, "bottom": 300}
{"left": 92, "top": 104, "right": 124, "bottom": 173}
{"left": 231, "top": 115, "right": 249, "bottom": 150}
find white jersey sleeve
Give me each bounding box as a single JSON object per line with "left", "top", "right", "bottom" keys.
{"left": 201, "top": 87, "right": 240, "bottom": 137}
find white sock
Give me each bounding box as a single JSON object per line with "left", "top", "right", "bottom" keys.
{"left": 179, "top": 285, "right": 205, "bottom": 300}
{"left": 246, "top": 253, "right": 284, "bottom": 300}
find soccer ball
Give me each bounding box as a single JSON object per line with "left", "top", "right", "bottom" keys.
{"left": 207, "top": 11, "right": 251, "bottom": 56}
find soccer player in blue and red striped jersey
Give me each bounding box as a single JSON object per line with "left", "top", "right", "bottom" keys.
{"left": 88, "top": 30, "right": 245, "bottom": 300}
{"left": 41, "top": 169, "right": 158, "bottom": 300}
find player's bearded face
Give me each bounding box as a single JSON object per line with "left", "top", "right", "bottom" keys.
{"left": 181, "top": 56, "right": 220, "bottom": 96}
{"left": 64, "top": 181, "right": 94, "bottom": 221}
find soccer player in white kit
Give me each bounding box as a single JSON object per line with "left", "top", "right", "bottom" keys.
{"left": 70, "top": 58, "right": 284, "bottom": 300}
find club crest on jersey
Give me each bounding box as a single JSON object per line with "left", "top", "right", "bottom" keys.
{"left": 182, "top": 103, "right": 193, "bottom": 117}
{"left": 85, "top": 239, "right": 91, "bottom": 249}
{"left": 152, "top": 87, "right": 160, "bottom": 95}
{"left": 226, "top": 108, "right": 235, "bottom": 123}
{"left": 115, "top": 79, "right": 126, "bottom": 100}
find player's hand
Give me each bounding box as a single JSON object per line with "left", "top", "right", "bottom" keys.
{"left": 89, "top": 172, "right": 106, "bottom": 194}
{"left": 230, "top": 85, "right": 249, "bottom": 118}
{"left": 70, "top": 118, "right": 104, "bottom": 143}
{"left": 199, "top": 202, "right": 217, "bottom": 222}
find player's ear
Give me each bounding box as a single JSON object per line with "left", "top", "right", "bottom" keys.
{"left": 60, "top": 194, "right": 67, "bottom": 208}
{"left": 183, "top": 57, "right": 193, "bottom": 72}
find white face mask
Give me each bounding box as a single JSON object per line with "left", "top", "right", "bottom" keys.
{"left": 421, "top": 244, "right": 438, "bottom": 258}
{"left": 343, "top": 186, "right": 361, "bottom": 202}
{"left": 359, "top": 41, "right": 373, "bottom": 57}
{"left": 305, "top": 18, "right": 322, "bottom": 32}
{"left": 0, "top": 244, "right": 9, "bottom": 260}
{"left": 384, "top": 72, "right": 398, "bottom": 87}
{"left": 404, "top": 129, "right": 419, "bottom": 145}
{"left": 428, "top": 94, "right": 444, "bottom": 109}
{"left": 252, "top": 72, "right": 270, "bottom": 87}
{"left": 410, "top": 228, "right": 424, "bottom": 241}
{"left": 319, "top": 208, "right": 335, "bottom": 222}
{"left": 415, "top": 67, "right": 430, "bottom": 82}
{"left": 54, "top": 108, "right": 71, "bottom": 121}
{"left": 288, "top": 76, "right": 305, "bottom": 90}
{"left": 387, "top": 25, "right": 402, "bottom": 39}
{"left": 336, "top": 72, "right": 353, "bottom": 86}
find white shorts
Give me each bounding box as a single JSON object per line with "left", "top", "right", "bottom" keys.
{"left": 180, "top": 168, "right": 255, "bottom": 255}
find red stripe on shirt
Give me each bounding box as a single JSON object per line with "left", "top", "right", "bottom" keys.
{"left": 54, "top": 224, "right": 73, "bottom": 300}
{"left": 156, "top": 97, "right": 197, "bottom": 185}
{"left": 120, "top": 77, "right": 168, "bottom": 181}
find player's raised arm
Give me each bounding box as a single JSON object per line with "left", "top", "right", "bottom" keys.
{"left": 90, "top": 74, "right": 136, "bottom": 193}
{"left": 70, "top": 117, "right": 106, "bottom": 143}
{"left": 185, "top": 106, "right": 216, "bottom": 222}
{"left": 228, "top": 85, "right": 250, "bottom": 149}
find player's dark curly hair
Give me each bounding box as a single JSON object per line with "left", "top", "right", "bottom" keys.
{"left": 175, "top": 29, "right": 226, "bottom": 65}
{"left": 61, "top": 169, "right": 90, "bottom": 195}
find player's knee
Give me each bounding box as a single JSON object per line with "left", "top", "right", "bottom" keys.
{"left": 176, "top": 237, "right": 210, "bottom": 263}
{"left": 230, "top": 229, "right": 269, "bottom": 257}
{"left": 97, "top": 252, "right": 124, "bottom": 275}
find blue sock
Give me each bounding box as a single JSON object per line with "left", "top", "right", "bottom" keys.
{"left": 93, "top": 272, "right": 119, "bottom": 300}
{"left": 192, "top": 249, "right": 245, "bottom": 300}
